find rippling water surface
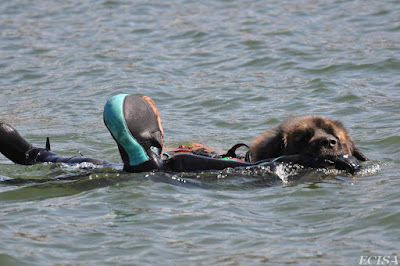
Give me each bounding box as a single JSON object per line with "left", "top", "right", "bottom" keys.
{"left": 1, "top": 0, "right": 399, "bottom": 265}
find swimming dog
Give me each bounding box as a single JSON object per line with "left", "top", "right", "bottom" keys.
{"left": 248, "top": 115, "right": 368, "bottom": 162}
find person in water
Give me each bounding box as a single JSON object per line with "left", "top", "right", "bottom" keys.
{"left": 0, "top": 94, "right": 362, "bottom": 173}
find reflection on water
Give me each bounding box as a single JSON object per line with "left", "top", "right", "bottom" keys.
{"left": 0, "top": 160, "right": 381, "bottom": 202}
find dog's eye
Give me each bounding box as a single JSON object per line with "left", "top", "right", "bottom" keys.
{"left": 298, "top": 135, "right": 310, "bottom": 143}
{"left": 295, "top": 132, "right": 311, "bottom": 143}
{"left": 332, "top": 134, "right": 341, "bottom": 144}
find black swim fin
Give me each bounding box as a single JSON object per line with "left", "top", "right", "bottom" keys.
{"left": 46, "top": 137, "right": 51, "bottom": 151}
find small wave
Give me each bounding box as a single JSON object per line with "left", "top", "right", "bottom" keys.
{"left": 169, "top": 163, "right": 322, "bottom": 188}
{"left": 0, "top": 175, "right": 13, "bottom": 182}
{"left": 57, "top": 161, "right": 124, "bottom": 171}
{"left": 196, "top": 161, "right": 381, "bottom": 188}
{"left": 356, "top": 163, "right": 381, "bottom": 176}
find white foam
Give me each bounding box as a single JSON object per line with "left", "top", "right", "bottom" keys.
{"left": 274, "top": 164, "right": 304, "bottom": 184}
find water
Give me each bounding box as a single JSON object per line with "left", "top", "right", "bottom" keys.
{"left": 0, "top": 0, "right": 399, "bottom": 265}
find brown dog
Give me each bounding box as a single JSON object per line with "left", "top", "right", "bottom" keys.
{"left": 248, "top": 115, "right": 368, "bottom": 162}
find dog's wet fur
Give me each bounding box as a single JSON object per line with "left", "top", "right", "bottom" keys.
{"left": 249, "top": 115, "right": 368, "bottom": 162}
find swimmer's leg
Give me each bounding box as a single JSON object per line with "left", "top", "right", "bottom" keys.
{"left": 103, "top": 94, "right": 164, "bottom": 172}
{"left": 0, "top": 121, "right": 105, "bottom": 165}
{"left": 0, "top": 121, "right": 36, "bottom": 165}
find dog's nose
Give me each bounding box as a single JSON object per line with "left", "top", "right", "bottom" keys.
{"left": 323, "top": 137, "right": 337, "bottom": 148}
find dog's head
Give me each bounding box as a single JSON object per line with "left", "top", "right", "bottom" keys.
{"left": 249, "top": 116, "right": 368, "bottom": 162}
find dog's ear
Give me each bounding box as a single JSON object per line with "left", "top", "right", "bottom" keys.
{"left": 351, "top": 145, "right": 369, "bottom": 161}
{"left": 249, "top": 129, "right": 285, "bottom": 161}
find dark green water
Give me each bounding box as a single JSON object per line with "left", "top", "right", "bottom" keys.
{"left": 0, "top": 0, "right": 399, "bottom": 265}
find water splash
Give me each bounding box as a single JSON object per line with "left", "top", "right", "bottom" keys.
{"left": 62, "top": 162, "right": 124, "bottom": 171}
{"left": 274, "top": 163, "right": 305, "bottom": 184}
{"left": 356, "top": 162, "right": 381, "bottom": 176}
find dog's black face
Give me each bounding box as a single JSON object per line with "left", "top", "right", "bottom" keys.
{"left": 249, "top": 116, "right": 368, "bottom": 162}
{"left": 283, "top": 117, "right": 353, "bottom": 158}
